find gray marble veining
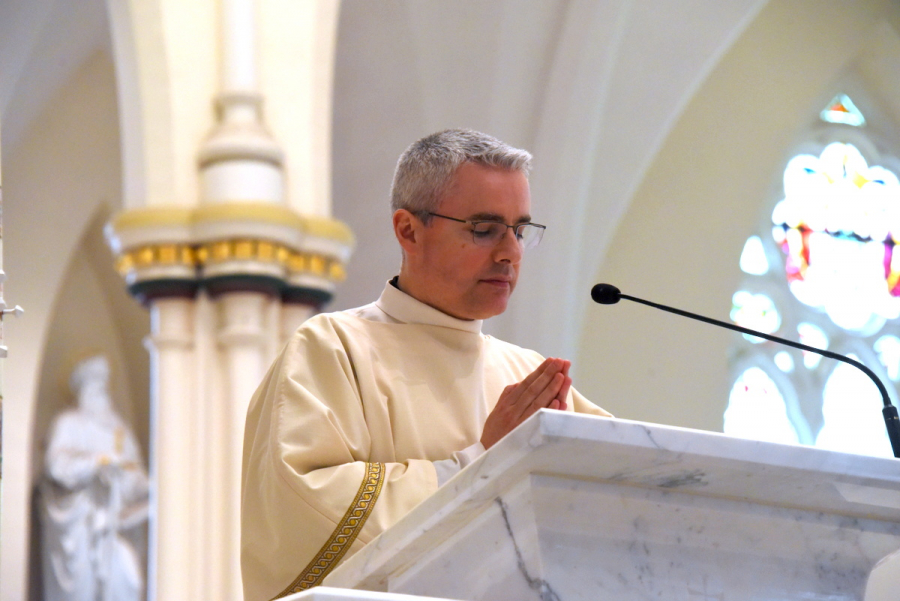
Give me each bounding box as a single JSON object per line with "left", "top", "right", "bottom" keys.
{"left": 325, "top": 411, "right": 900, "bottom": 601}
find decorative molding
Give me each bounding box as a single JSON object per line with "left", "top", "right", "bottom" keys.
{"left": 302, "top": 215, "right": 355, "bottom": 246}
{"left": 193, "top": 202, "right": 305, "bottom": 230}
{"left": 110, "top": 237, "right": 348, "bottom": 306}
{"left": 115, "top": 240, "right": 346, "bottom": 278}
{"left": 197, "top": 91, "right": 284, "bottom": 167}
{"left": 115, "top": 244, "right": 197, "bottom": 274}
{"left": 109, "top": 206, "right": 194, "bottom": 230}
{"left": 107, "top": 204, "right": 353, "bottom": 305}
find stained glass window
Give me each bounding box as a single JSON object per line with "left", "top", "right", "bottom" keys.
{"left": 820, "top": 94, "right": 866, "bottom": 127}
{"left": 731, "top": 291, "right": 780, "bottom": 343}
{"left": 724, "top": 367, "right": 799, "bottom": 444}
{"left": 875, "top": 335, "right": 900, "bottom": 381}
{"left": 816, "top": 356, "right": 890, "bottom": 455}
{"left": 724, "top": 106, "right": 900, "bottom": 458}
{"left": 771, "top": 142, "right": 900, "bottom": 333}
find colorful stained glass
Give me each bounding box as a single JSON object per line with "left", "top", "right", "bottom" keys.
{"left": 820, "top": 94, "right": 865, "bottom": 127}
{"left": 728, "top": 126, "right": 900, "bottom": 458}
{"left": 774, "top": 351, "right": 795, "bottom": 373}
{"left": 731, "top": 291, "right": 780, "bottom": 343}
{"left": 797, "top": 322, "right": 828, "bottom": 369}
{"left": 875, "top": 335, "right": 900, "bottom": 381}
{"left": 724, "top": 368, "right": 799, "bottom": 444}
{"left": 739, "top": 235, "right": 769, "bottom": 275}
{"left": 771, "top": 143, "right": 900, "bottom": 333}
{"left": 816, "top": 356, "right": 891, "bottom": 457}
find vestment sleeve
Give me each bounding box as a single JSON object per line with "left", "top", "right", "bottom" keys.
{"left": 433, "top": 440, "right": 486, "bottom": 486}
{"left": 241, "top": 316, "right": 439, "bottom": 601}
{"left": 569, "top": 386, "right": 614, "bottom": 417}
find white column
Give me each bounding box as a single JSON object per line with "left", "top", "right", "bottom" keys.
{"left": 145, "top": 298, "right": 196, "bottom": 601}
{"left": 221, "top": 0, "right": 257, "bottom": 98}
{"left": 197, "top": 2, "right": 286, "bottom": 598}
{"left": 281, "top": 303, "right": 316, "bottom": 347}
{"left": 200, "top": 0, "right": 284, "bottom": 205}
{"left": 216, "top": 291, "right": 268, "bottom": 600}
{"left": 104, "top": 2, "right": 349, "bottom": 600}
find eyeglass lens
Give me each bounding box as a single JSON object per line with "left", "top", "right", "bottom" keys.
{"left": 472, "top": 222, "right": 543, "bottom": 248}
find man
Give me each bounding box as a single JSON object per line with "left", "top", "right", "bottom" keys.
{"left": 241, "top": 129, "right": 611, "bottom": 600}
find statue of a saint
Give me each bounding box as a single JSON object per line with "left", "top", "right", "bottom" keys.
{"left": 39, "top": 353, "right": 150, "bottom": 601}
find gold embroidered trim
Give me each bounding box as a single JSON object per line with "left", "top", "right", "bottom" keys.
{"left": 274, "top": 462, "right": 385, "bottom": 599}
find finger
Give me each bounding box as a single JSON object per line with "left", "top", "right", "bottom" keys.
{"left": 512, "top": 366, "right": 564, "bottom": 416}
{"left": 556, "top": 375, "right": 572, "bottom": 408}
{"left": 521, "top": 372, "right": 566, "bottom": 420}
{"left": 491, "top": 383, "right": 519, "bottom": 414}
{"left": 516, "top": 358, "right": 558, "bottom": 392}
{"left": 522, "top": 359, "right": 566, "bottom": 397}
{"left": 505, "top": 359, "right": 563, "bottom": 413}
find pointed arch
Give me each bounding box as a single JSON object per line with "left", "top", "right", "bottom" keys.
{"left": 726, "top": 75, "right": 900, "bottom": 457}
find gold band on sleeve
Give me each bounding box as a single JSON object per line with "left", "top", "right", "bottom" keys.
{"left": 274, "top": 462, "right": 385, "bottom": 598}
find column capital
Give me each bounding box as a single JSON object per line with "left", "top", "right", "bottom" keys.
{"left": 106, "top": 204, "right": 354, "bottom": 308}
{"left": 106, "top": 207, "right": 198, "bottom": 303}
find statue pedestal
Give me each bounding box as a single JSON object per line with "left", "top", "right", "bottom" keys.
{"left": 323, "top": 410, "right": 900, "bottom": 601}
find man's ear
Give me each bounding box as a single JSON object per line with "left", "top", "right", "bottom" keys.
{"left": 393, "top": 209, "right": 421, "bottom": 255}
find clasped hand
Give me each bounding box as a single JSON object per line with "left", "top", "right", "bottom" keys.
{"left": 480, "top": 357, "right": 571, "bottom": 450}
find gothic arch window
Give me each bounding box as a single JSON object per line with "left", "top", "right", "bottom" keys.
{"left": 724, "top": 95, "right": 900, "bottom": 457}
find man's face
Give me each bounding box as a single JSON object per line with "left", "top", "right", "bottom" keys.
{"left": 410, "top": 161, "right": 531, "bottom": 320}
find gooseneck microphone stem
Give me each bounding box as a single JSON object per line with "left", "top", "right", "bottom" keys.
{"left": 593, "top": 284, "right": 900, "bottom": 458}
{"left": 620, "top": 292, "right": 888, "bottom": 397}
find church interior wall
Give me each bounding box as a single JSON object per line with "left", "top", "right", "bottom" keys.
{"left": 329, "top": 0, "right": 769, "bottom": 419}
{"left": 329, "top": 0, "right": 767, "bottom": 354}
{"left": 29, "top": 207, "right": 151, "bottom": 478}
{"left": 578, "top": 0, "right": 900, "bottom": 431}
{"left": 107, "top": 0, "right": 219, "bottom": 212}
{"left": 28, "top": 208, "right": 151, "bottom": 600}
{"left": 3, "top": 0, "right": 900, "bottom": 598}
{"left": 1, "top": 48, "right": 150, "bottom": 599}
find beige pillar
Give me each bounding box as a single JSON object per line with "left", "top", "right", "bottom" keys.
{"left": 145, "top": 298, "right": 197, "bottom": 600}
{"left": 105, "top": 2, "right": 352, "bottom": 599}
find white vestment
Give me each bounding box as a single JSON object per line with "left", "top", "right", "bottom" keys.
{"left": 241, "top": 282, "right": 611, "bottom": 600}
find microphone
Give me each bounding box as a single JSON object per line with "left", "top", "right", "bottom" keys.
{"left": 591, "top": 283, "right": 900, "bottom": 459}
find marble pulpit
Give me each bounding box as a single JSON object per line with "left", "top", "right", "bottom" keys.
{"left": 322, "top": 410, "right": 900, "bottom": 601}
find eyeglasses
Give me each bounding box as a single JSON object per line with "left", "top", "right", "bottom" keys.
{"left": 424, "top": 212, "right": 546, "bottom": 249}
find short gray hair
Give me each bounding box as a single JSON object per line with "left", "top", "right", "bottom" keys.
{"left": 390, "top": 129, "right": 532, "bottom": 219}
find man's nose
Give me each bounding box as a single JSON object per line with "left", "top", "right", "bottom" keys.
{"left": 493, "top": 227, "right": 523, "bottom": 263}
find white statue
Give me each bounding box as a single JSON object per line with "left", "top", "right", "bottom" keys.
{"left": 40, "top": 354, "right": 150, "bottom": 601}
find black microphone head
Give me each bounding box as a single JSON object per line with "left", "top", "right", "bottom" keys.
{"left": 591, "top": 283, "right": 622, "bottom": 304}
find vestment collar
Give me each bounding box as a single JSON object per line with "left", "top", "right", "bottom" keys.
{"left": 375, "top": 279, "right": 483, "bottom": 334}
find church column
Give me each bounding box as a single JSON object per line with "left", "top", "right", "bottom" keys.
{"left": 215, "top": 292, "right": 268, "bottom": 599}
{"left": 106, "top": 210, "right": 201, "bottom": 600}
{"left": 197, "top": 0, "right": 288, "bottom": 597}
{"left": 105, "top": 1, "right": 352, "bottom": 598}
{"left": 280, "top": 303, "right": 315, "bottom": 345}
{"left": 145, "top": 298, "right": 196, "bottom": 601}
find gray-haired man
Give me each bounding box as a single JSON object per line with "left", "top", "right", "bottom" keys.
{"left": 241, "top": 129, "right": 611, "bottom": 600}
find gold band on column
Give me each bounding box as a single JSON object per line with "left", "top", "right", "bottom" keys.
{"left": 107, "top": 204, "right": 354, "bottom": 304}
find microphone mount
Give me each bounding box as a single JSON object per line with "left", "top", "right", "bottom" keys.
{"left": 591, "top": 283, "right": 900, "bottom": 459}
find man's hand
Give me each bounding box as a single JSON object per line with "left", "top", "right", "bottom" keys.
{"left": 480, "top": 358, "right": 572, "bottom": 450}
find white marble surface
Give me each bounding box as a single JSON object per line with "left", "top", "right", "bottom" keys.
{"left": 281, "top": 586, "right": 459, "bottom": 601}
{"left": 324, "top": 410, "right": 900, "bottom": 600}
